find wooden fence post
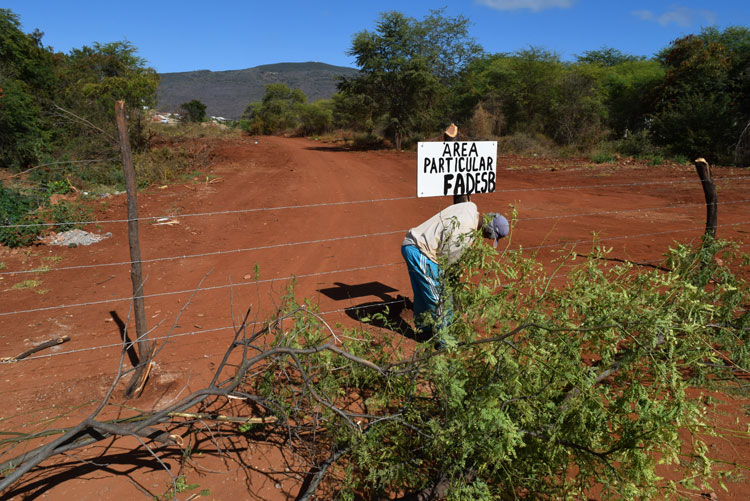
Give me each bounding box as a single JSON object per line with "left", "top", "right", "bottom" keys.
{"left": 444, "top": 122, "right": 470, "bottom": 205}
{"left": 115, "top": 100, "right": 152, "bottom": 397}
{"left": 694, "top": 157, "right": 717, "bottom": 239}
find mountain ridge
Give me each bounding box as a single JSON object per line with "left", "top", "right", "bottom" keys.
{"left": 156, "top": 61, "right": 358, "bottom": 119}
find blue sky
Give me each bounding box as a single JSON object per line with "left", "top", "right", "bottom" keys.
{"left": 4, "top": 1, "right": 749, "bottom": 73}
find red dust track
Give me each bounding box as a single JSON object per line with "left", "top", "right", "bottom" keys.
{"left": 0, "top": 135, "right": 748, "bottom": 499}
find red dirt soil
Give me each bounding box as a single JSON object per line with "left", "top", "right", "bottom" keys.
{"left": 1, "top": 135, "right": 748, "bottom": 500}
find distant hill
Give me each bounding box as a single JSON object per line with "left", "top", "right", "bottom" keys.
{"left": 156, "top": 62, "right": 359, "bottom": 119}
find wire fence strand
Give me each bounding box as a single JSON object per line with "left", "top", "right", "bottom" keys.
{"left": 3, "top": 199, "right": 748, "bottom": 277}
{"left": 0, "top": 262, "right": 404, "bottom": 317}
{"left": 2, "top": 175, "right": 749, "bottom": 229}
{"left": 2, "top": 298, "right": 410, "bottom": 363}
{"left": 2, "top": 219, "right": 748, "bottom": 318}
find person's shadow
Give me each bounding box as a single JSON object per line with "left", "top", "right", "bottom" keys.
{"left": 317, "top": 282, "right": 431, "bottom": 342}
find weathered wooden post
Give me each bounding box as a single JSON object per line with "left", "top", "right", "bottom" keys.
{"left": 444, "top": 122, "right": 470, "bottom": 205}
{"left": 115, "top": 100, "right": 152, "bottom": 397}
{"left": 694, "top": 157, "right": 717, "bottom": 239}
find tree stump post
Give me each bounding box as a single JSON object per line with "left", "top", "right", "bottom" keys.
{"left": 694, "top": 157, "right": 717, "bottom": 239}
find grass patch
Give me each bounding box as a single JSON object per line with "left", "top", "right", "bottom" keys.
{"left": 590, "top": 152, "right": 617, "bottom": 164}
{"left": 671, "top": 154, "right": 690, "bottom": 165}
{"left": 11, "top": 279, "right": 41, "bottom": 290}
{"left": 156, "top": 475, "right": 210, "bottom": 500}
{"left": 638, "top": 154, "right": 664, "bottom": 166}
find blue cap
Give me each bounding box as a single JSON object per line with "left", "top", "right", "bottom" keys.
{"left": 484, "top": 214, "right": 509, "bottom": 247}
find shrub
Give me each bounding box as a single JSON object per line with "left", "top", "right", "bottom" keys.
{"left": 250, "top": 236, "right": 748, "bottom": 499}
{"left": 613, "top": 129, "right": 662, "bottom": 158}
{"left": 352, "top": 132, "right": 384, "bottom": 150}
{"left": 0, "top": 185, "right": 43, "bottom": 247}
{"left": 497, "top": 132, "right": 556, "bottom": 156}
{"left": 465, "top": 102, "right": 505, "bottom": 139}
{"left": 639, "top": 153, "right": 664, "bottom": 166}
{"left": 134, "top": 146, "right": 195, "bottom": 188}
{"left": 42, "top": 200, "right": 91, "bottom": 232}
{"left": 590, "top": 152, "right": 617, "bottom": 163}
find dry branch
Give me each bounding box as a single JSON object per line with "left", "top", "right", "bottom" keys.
{"left": 1, "top": 335, "right": 70, "bottom": 363}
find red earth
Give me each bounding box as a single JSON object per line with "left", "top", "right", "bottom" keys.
{"left": 1, "top": 135, "right": 749, "bottom": 500}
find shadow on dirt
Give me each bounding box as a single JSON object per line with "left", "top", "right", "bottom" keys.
{"left": 317, "top": 281, "right": 431, "bottom": 342}
{"left": 1, "top": 428, "right": 305, "bottom": 500}
{"left": 109, "top": 310, "right": 140, "bottom": 368}
{"left": 303, "top": 145, "right": 352, "bottom": 152}
{"left": 0, "top": 447, "right": 182, "bottom": 500}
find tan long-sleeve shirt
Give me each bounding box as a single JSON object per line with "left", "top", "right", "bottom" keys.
{"left": 402, "top": 202, "right": 479, "bottom": 265}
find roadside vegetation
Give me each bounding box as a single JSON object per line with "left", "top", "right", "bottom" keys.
{"left": 239, "top": 10, "right": 750, "bottom": 168}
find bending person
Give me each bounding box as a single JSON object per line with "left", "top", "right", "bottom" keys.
{"left": 401, "top": 201, "right": 509, "bottom": 336}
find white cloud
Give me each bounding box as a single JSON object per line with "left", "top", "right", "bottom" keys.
{"left": 632, "top": 6, "right": 716, "bottom": 27}
{"left": 476, "top": 0, "right": 574, "bottom": 12}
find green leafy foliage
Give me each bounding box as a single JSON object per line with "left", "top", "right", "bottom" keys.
{"left": 244, "top": 236, "right": 747, "bottom": 499}
{"left": 340, "top": 9, "right": 481, "bottom": 149}
{"left": 1, "top": 9, "right": 159, "bottom": 181}
{"left": 180, "top": 99, "right": 207, "bottom": 123}
{"left": 42, "top": 200, "right": 91, "bottom": 232}
{"left": 653, "top": 27, "right": 750, "bottom": 163}
{"left": 576, "top": 47, "right": 647, "bottom": 66}
{"left": 0, "top": 9, "right": 55, "bottom": 170}
{"left": 0, "top": 185, "right": 43, "bottom": 247}
{"left": 242, "top": 83, "right": 307, "bottom": 134}
{"left": 298, "top": 99, "right": 334, "bottom": 136}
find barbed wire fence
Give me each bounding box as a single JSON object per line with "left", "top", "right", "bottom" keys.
{"left": 1, "top": 171, "right": 748, "bottom": 362}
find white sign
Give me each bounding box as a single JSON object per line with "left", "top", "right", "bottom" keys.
{"left": 417, "top": 141, "right": 497, "bottom": 198}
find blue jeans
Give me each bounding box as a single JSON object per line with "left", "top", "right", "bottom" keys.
{"left": 401, "top": 245, "right": 441, "bottom": 333}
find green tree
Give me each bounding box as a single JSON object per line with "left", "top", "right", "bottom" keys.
{"left": 331, "top": 92, "right": 376, "bottom": 132}
{"left": 549, "top": 64, "right": 608, "bottom": 146}
{"left": 340, "top": 9, "right": 481, "bottom": 149}
{"left": 596, "top": 59, "right": 664, "bottom": 137}
{"left": 298, "top": 99, "right": 333, "bottom": 136}
{"left": 242, "top": 83, "right": 306, "bottom": 134}
{"left": 652, "top": 27, "right": 750, "bottom": 163}
{"left": 576, "top": 47, "right": 646, "bottom": 66}
{"left": 58, "top": 40, "right": 159, "bottom": 153}
{"left": 453, "top": 48, "right": 565, "bottom": 139}
{"left": 0, "top": 9, "right": 56, "bottom": 169}
{"left": 180, "top": 99, "right": 207, "bottom": 123}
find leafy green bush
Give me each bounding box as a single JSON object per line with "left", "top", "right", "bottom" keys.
{"left": 671, "top": 154, "right": 690, "bottom": 165}
{"left": 0, "top": 185, "right": 43, "bottom": 247}
{"left": 297, "top": 100, "right": 334, "bottom": 136}
{"left": 351, "top": 132, "right": 384, "bottom": 150}
{"left": 613, "top": 129, "right": 661, "bottom": 158}
{"left": 42, "top": 200, "right": 91, "bottom": 232}
{"left": 497, "top": 132, "right": 556, "bottom": 156}
{"left": 590, "top": 152, "right": 617, "bottom": 163}
{"left": 639, "top": 153, "right": 664, "bottom": 166}
{"left": 247, "top": 236, "right": 748, "bottom": 499}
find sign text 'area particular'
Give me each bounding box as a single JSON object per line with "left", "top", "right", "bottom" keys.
{"left": 417, "top": 141, "right": 497, "bottom": 198}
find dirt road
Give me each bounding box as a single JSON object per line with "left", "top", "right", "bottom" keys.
{"left": 1, "top": 135, "right": 748, "bottom": 499}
